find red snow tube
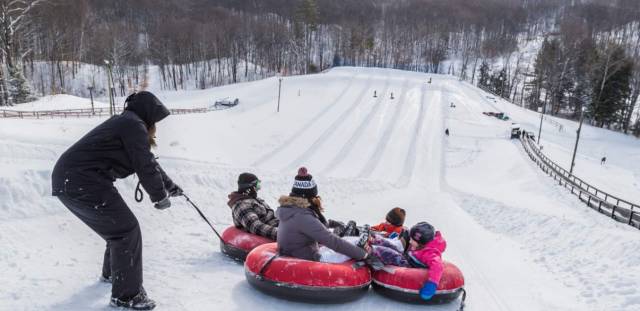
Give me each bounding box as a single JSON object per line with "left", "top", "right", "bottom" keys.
{"left": 372, "top": 261, "right": 465, "bottom": 304}
{"left": 244, "top": 243, "right": 372, "bottom": 303}
{"left": 220, "top": 226, "right": 274, "bottom": 262}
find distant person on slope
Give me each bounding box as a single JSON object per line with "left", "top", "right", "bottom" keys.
{"left": 601, "top": 156, "right": 607, "bottom": 165}
{"left": 51, "top": 91, "right": 181, "bottom": 310}
{"left": 276, "top": 167, "right": 381, "bottom": 267}
{"left": 228, "top": 173, "right": 278, "bottom": 240}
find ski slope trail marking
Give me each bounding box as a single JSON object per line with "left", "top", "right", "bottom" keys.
{"left": 356, "top": 79, "right": 410, "bottom": 179}
{"left": 323, "top": 75, "right": 391, "bottom": 174}
{"left": 250, "top": 74, "right": 359, "bottom": 167}
{"left": 284, "top": 76, "right": 374, "bottom": 171}
{"left": 396, "top": 83, "right": 430, "bottom": 187}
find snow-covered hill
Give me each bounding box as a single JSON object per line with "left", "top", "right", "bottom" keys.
{"left": 1, "top": 67, "right": 639, "bottom": 311}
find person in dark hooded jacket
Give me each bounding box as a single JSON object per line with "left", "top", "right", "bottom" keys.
{"left": 51, "top": 91, "right": 180, "bottom": 310}
{"left": 276, "top": 167, "right": 369, "bottom": 262}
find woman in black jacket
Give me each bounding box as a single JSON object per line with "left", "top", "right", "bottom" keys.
{"left": 51, "top": 91, "right": 180, "bottom": 310}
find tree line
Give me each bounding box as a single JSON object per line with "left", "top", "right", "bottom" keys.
{"left": 1, "top": 0, "right": 639, "bottom": 135}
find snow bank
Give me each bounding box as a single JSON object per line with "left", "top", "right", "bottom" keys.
{"left": 7, "top": 94, "right": 108, "bottom": 111}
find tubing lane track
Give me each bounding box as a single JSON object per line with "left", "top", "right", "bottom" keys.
{"left": 284, "top": 75, "right": 374, "bottom": 171}
{"left": 250, "top": 74, "right": 359, "bottom": 167}
{"left": 357, "top": 78, "right": 410, "bottom": 179}
{"left": 396, "top": 83, "right": 428, "bottom": 187}
{"left": 323, "top": 74, "right": 392, "bottom": 174}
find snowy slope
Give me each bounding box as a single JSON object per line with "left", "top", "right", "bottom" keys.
{"left": 1, "top": 67, "right": 639, "bottom": 311}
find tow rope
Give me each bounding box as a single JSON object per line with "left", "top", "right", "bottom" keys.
{"left": 182, "top": 193, "right": 223, "bottom": 241}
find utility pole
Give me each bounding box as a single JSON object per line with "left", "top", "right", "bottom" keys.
{"left": 88, "top": 86, "right": 95, "bottom": 115}
{"left": 277, "top": 77, "right": 282, "bottom": 113}
{"left": 570, "top": 106, "right": 586, "bottom": 175}
{"left": 104, "top": 60, "right": 115, "bottom": 116}
{"left": 537, "top": 101, "right": 546, "bottom": 144}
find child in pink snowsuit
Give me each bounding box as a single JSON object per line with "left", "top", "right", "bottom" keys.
{"left": 371, "top": 222, "right": 446, "bottom": 300}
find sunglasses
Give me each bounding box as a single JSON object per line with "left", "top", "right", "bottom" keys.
{"left": 239, "top": 179, "right": 261, "bottom": 191}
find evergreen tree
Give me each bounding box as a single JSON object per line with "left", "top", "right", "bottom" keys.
{"left": 8, "top": 65, "right": 34, "bottom": 104}
{"left": 478, "top": 61, "right": 491, "bottom": 90}
{"left": 568, "top": 39, "right": 597, "bottom": 119}
{"left": 490, "top": 68, "right": 510, "bottom": 98}
{"left": 590, "top": 45, "right": 633, "bottom": 128}
{"left": 294, "top": 0, "right": 319, "bottom": 73}
{"left": 0, "top": 66, "right": 8, "bottom": 106}
{"left": 530, "top": 38, "right": 564, "bottom": 114}
{"left": 332, "top": 53, "right": 342, "bottom": 67}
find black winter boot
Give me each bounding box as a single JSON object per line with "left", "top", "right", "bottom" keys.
{"left": 110, "top": 288, "right": 156, "bottom": 310}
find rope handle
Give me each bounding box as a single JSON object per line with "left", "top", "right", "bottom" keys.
{"left": 135, "top": 181, "right": 144, "bottom": 203}
{"left": 457, "top": 288, "right": 467, "bottom": 311}
{"left": 257, "top": 253, "right": 279, "bottom": 280}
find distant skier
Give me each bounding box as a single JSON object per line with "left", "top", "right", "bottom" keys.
{"left": 51, "top": 91, "right": 181, "bottom": 310}
{"left": 445, "top": 128, "right": 450, "bottom": 136}
{"left": 601, "top": 156, "right": 607, "bottom": 165}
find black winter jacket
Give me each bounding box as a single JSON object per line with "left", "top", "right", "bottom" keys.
{"left": 52, "top": 92, "right": 174, "bottom": 203}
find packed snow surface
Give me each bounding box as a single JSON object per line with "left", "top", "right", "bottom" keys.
{"left": 1, "top": 67, "right": 639, "bottom": 311}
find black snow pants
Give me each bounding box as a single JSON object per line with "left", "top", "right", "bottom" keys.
{"left": 57, "top": 188, "right": 143, "bottom": 300}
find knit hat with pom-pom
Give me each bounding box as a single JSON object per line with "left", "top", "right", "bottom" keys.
{"left": 290, "top": 167, "right": 318, "bottom": 198}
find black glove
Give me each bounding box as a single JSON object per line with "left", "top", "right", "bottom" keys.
{"left": 167, "top": 184, "right": 183, "bottom": 197}
{"left": 154, "top": 196, "right": 171, "bottom": 210}
{"left": 327, "top": 219, "right": 345, "bottom": 229}
{"left": 363, "top": 251, "right": 385, "bottom": 271}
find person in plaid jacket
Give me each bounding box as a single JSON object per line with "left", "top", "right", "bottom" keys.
{"left": 227, "top": 173, "right": 278, "bottom": 240}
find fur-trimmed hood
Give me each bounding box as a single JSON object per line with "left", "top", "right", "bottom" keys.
{"left": 276, "top": 195, "right": 313, "bottom": 222}
{"left": 277, "top": 195, "right": 311, "bottom": 208}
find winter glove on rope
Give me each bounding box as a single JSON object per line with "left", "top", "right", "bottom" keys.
{"left": 419, "top": 281, "right": 438, "bottom": 300}
{"left": 154, "top": 196, "right": 171, "bottom": 210}
{"left": 167, "top": 184, "right": 183, "bottom": 197}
